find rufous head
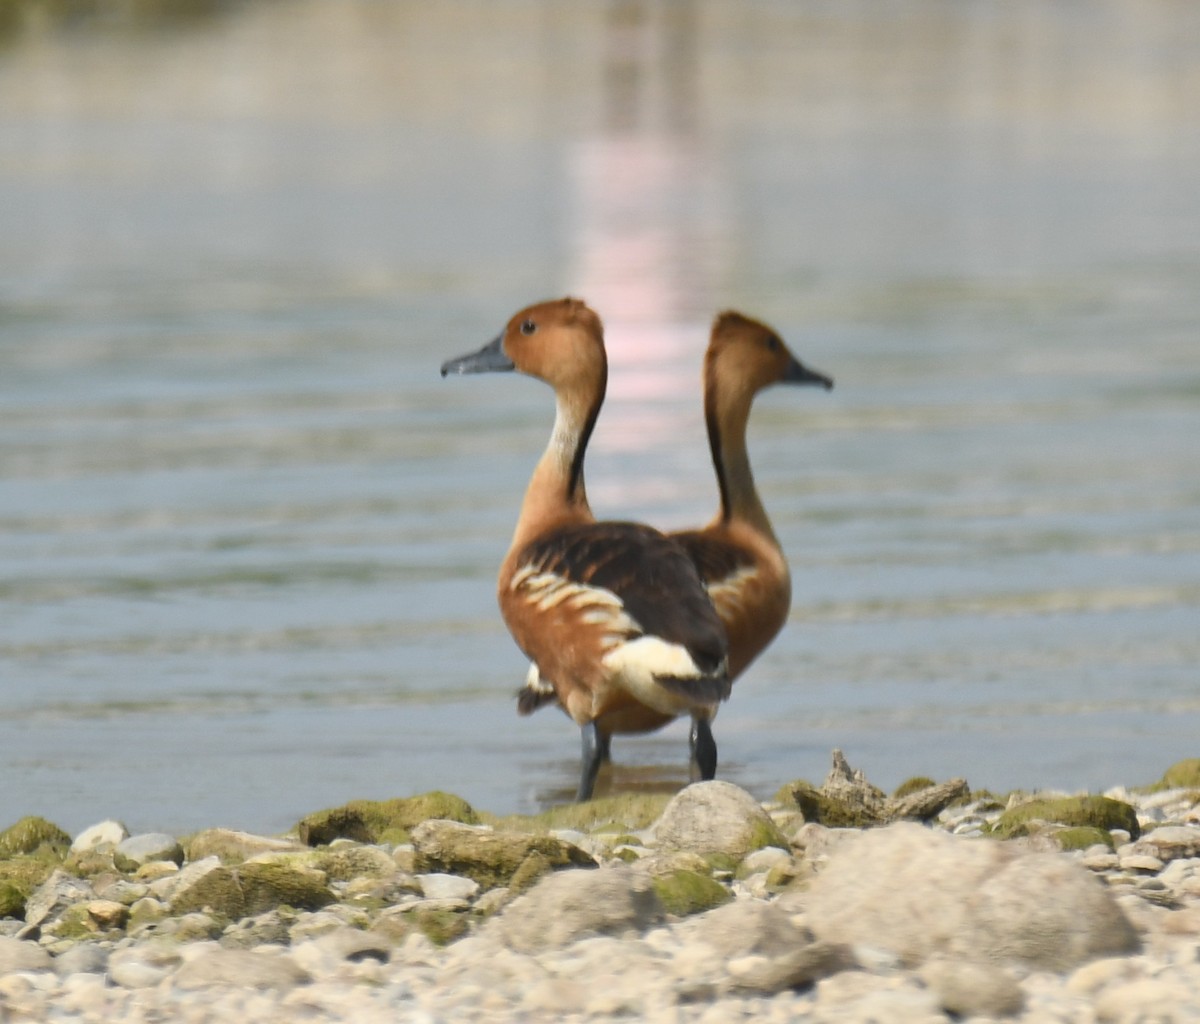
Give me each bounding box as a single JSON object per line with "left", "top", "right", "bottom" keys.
{"left": 441, "top": 298, "right": 606, "bottom": 395}
{"left": 707, "top": 311, "right": 833, "bottom": 396}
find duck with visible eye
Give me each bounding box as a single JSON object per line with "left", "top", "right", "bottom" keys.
{"left": 518, "top": 310, "right": 833, "bottom": 743}
{"left": 441, "top": 298, "right": 731, "bottom": 801}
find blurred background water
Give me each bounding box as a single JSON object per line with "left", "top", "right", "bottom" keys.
{"left": 1, "top": 0, "right": 1198, "bottom": 835}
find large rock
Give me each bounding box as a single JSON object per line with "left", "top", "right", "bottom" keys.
{"left": 490, "top": 864, "right": 662, "bottom": 953}
{"left": 0, "top": 817, "right": 70, "bottom": 859}
{"left": 167, "top": 858, "right": 334, "bottom": 920}
{"left": 297, "top": 792, "right": 479, "bottom": 846}
{"left": 993, "top": 795, "right": 1141, "bottom": 840}
{"left": 113, "top": 834, "right": 185, "bottom": 873}
{"left": 653, "top": 781, "right": 787, "bottom": 859}
{"left": 1129, "top": 826, "right": 1200, "bottom": 863}
{"left": 0, "top": 935, "right": 52, "bottom": 973}
{"left": 70, "top": 821, "right": 128, "bottom": 855}
{"left": 805, "top": 822, "right": 1139, "bottom": 972}
{"left": 184, "top": 829, "right": 304, "bottom": 865}
{"left": 172, "top": 947, "right": 310, "bottom": 990}
{"left": 411, "top": 820, "right": 595, "bottom": 890}
{"left": 22, "top": 870, "right": 96, "bottom": 929}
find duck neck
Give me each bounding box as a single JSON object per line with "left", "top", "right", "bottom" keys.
{"left": 511, "top": 389, "right": 599, "bottom": 550}
{"left": 707, "top": 384, "right": 776, "bottom": 541}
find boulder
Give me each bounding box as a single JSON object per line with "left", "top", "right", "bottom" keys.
{"left": 411, "top": 820, "right": 595, "bottom": 890}
{"left": 0, "top": 817, "right": 70, "bottom": 859}
{"left": 653, "top": 781, "right": 787, "bottom": 859}
{"left": 297, "top": 792, "right": 479, "bottom": 846}
{"left": 113, "top": 834, "right": 185, "bottom": 873}
{"left": 69, "top": 821, "right": 128, "bottom": 855}
{"left": 172, "top": 947, "right": 310, "bottom": 990}
{"left": 490, "top": 864, "right": 662, "bottom": 953}
{"left": 0, "top": 934, "right": 52, "bottom": 973}
{"left": 22, "top": 870, "right": 96, "bottom": 930}
{"left": 184, "top": 829, "right": 304, "bottom": 865}
{"left": 1129, "top": 826, "right": 1200, "bottom": 863}
{"left": 805, "top": 822, "right": 1139, "bottom": 972}
{"left": 649, "top": 869, "right": 731, "bottom": 917}
{"left": 993, "top": 795, "right": 1140, "bottom": 840}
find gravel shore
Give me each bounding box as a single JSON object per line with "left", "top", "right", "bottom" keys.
{"left": 3, "top": 752, "right": 1200, "bottom": 1023}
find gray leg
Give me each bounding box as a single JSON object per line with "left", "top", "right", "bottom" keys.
{"left": 577, "top": 722, "right": 604, "bottom": 801}
{"left": 689, "top": 717, "right": 717, "bottom": 781}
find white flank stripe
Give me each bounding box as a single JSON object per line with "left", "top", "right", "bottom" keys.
{"left": 602, "top": 636, "right": 714, "bottom": 716}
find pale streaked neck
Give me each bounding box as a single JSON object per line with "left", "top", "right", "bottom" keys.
{"left": 510, "top": 391, "right": 597, "bottom": 551}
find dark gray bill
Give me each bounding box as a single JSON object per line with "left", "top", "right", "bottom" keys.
{"left": 440, "top": 334, "right": 515, "bottom": 377}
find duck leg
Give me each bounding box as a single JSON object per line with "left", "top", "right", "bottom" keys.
{"left": 577, "top": 721, "right": 605, "bottom": 801}
{"left": 689, "top": 716, "right": 718, "bottom": 781}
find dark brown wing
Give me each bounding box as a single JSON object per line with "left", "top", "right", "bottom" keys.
{"left": 672, "top": 528, "right": 756, "bottom": 589}
{"left": 514, "top": 521, "right": 729, "bottom": 683}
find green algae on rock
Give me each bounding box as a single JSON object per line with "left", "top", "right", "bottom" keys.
{"left": 297, "top": 792, "right": 480, "bottom": 847}
{"left": 492, "top": 792, "right": 673, "bottom": 835}
{"left": 992, "top": 795, "right": 1140, "bottom": 840}
{"left": 0, "top": 816, "right": 70, "bottom": 860}
{"left": 410, "top": 819, "right": 595, "bottom": 890}
{"left": 1152, "top": 759, "right": 1200, "bottom": 793}
{"left": 651, "top": 869, "right": 732, "bottom": 917}
{"left": 1054, "top": 826, "right": 1116, "bottom": 852}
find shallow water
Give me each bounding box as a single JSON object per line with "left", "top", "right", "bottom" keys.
{"left": 2, "top": 1, "right": 1198, "bottom": 835}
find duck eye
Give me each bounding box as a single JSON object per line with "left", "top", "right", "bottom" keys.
{"left": 521, "top": 319, "right": 537, "bottom": 336}
{"left": 766, "top": 336, "right": 780, "bottom": 351}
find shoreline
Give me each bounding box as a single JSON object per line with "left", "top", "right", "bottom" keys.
{"left": 2, "top": 752, "right": 1200, "bottom": 1022}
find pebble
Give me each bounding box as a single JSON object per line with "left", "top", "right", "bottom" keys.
{"left": 1, "top": 774, "right": 1200, "bottom": 1021}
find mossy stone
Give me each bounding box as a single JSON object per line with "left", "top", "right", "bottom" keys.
{"left": 651, "top": 870, "right": 731, "bottom": 917}
{"left": 238, "top": 862, "right": 335, "bottom": 916}
{"left": 0, "top": 817, "right": 70, "bottom": 859}
{"left": 892, "top": 777, "right": 937, "bottom": 800}
{"left": 494, "top": 793, "right": 672, "bottom": 835}
{"left": 783, "top": 782, "right": 881, "bottom": 828}
{"left": 168, "top": 865, "right": 246, "bottom": 920}
{"left": 0, "top": 854, "right": 60, "bottom": 916}
{"left": 1055, "top": 827, "right": 1116, "bottom": 852}
{"left": 411, "top": 820, "right": 595, "bottom": 890}
{"left": 507, "top": 851, "right": 554, "bottom": 894}
{"left": 411, "top": 907, "right": 468, "bottom": 946}
{"left": 993, "top": 795, "right": 1140, "bottom": 840}
{"left": 1158, "top": 759, "right": 1200, "bottom": 791}
{"left": 297, "top": 791, "right": 479, "bottom": 847}
{"left": 0, "top": 880, "right": 25, "bottom": 918}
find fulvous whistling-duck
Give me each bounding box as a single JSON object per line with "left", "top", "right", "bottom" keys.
{"left": 671, "top": 311, "right": 833, "bottom": 679}
{"left": 441, "top": 298, "right": 731, "bottom": 801}
{"left": 518, "top": 310, "right": 832, "bottom": 726}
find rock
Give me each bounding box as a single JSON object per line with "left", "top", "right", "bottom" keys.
{"left": 1119, "top": 853, "right": 1165, "bottom": 873}
{"left": 654, "top": 781, "right": 788, "bottom": 859}
{"left": 84, "top": 899, "right": 128, "bottom": 930}
{"left": 312, "top": 844, "right": 398, "bottom": 883}
{"left": 411, "top": 819, "right": 595, "bottom": 890}
{"left": 416, "top": 873, "right": 480, "bottom": 901}
{"left": 0, "top": 881, "right": 25, "bottom": 919}
{"left": 919, "top": 958, "right": 1025, "bottom": 1017}
{"left": 650, "top": 869, "right": 731, "bottom": 917}
{"left": 1094, "top": 977, "right": 1191, "bottom": 1022}
{"left": 69, "top": 821, "right": 128, "bottom": 855}
{"left": 499, "top": 793, "right": 672, "bottom": 834}
{"left": 726, "top": 941, "right": 847, "bottom": 994}
{"left": 113, "top": 833, "right": 185, "bottom": 873}
{"left": 290, "top": 927, "right": 394, "bottom": 976}
{"left": 22, "top": 870, "right": 96, "bottom": 929}
{"left": 297, "top": 791, "right": 479, "bottom": 846}
{"left": 1130, "top": 826, "right": 1200, "bottom": 862}
{"left": 238, "top": 861, "right": 335, "bottom": 916}
{"left": 108, "top": 941, "right": 183, "bottom": 988}
{"left": 1054, "top": 826, "right": 1115, "bottom": 852}
{"left": 994, "top": 795, "right": 1140, "bottom": 840}
{"left": 53, "top": 941, "right": 109, "bottom": 976}
{"left": 778, "top": 751, "right": 965, "bottom": 827}
{"left": 1155, "top": 759, "right": 1200, "bottom": 790}
{"left": 168, "top": 862, "right": 245, "bottom": 919}
{"left": 491, "top": 864, "right": 661, "bottom": 953}
{"left": 172, "top": 946, "right": 311, "bottom": 990}
{"left": 184, "top": 829, "right": 304, "bottom": 865}
{"left": 805, "top": 822, "right": 1139, "bottom": 971}
{"left": 0, "top": 935, "right": 52, "bottom": 973}
{"left": 0, "top": 817, "right": 70, "bottom": 859}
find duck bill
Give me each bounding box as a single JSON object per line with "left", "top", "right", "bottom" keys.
{"left": 784, "top": 357, "right": 834, "bottom": 390}
{"left": 440, "top": 334, "right": 515, "bottom": 377}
